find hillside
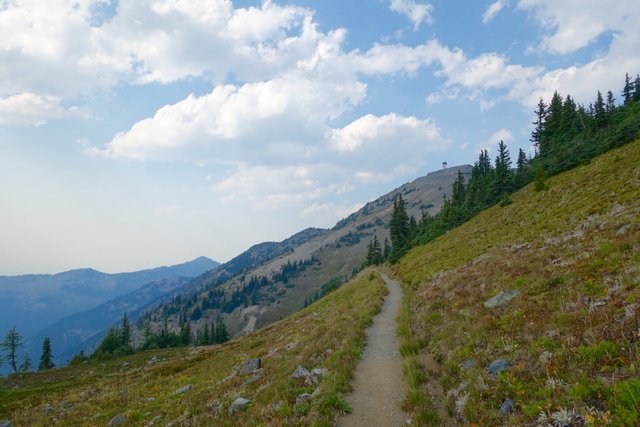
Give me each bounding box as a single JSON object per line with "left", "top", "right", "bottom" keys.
{"left": 140, "top": 165, "right": 469, "bottom": 342}
{"left": 0, "top": 270, "right": 387, "bottom": 426}
{"left": 394, "top": 139, "right": 640, "bottom": 425}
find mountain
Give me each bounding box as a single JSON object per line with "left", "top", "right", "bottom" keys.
{"left": 394, "top": 138, "right": 640, "bottom": 425}
{"left": 0, "top": 257, "right": 219, "bottom": 351}
{"left": 139, "top": 165, "right": 470, "bottom": 339}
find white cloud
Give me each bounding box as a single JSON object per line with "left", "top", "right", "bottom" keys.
{"left": 487, "top": 128, "right": 514, "bottom": 145}
{"left": 483, "top": 0, "right": 508, "bottom": 24}
{"left": 0, "top": 93, "right": 82, "bottom": 126}
{"left": 389, "top": 0, "right": 434, "bottom": 30}
{"left": 517, "top": 0, "right": 638, "bottom": 54}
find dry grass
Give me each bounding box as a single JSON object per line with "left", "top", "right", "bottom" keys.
{"left": 0, "top": 270, "right": 387, "bottom": 426}
{"left": 394, "top": 139, "right": 640, "bottom": 425}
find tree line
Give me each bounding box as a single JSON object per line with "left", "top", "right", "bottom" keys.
{"left": 0, "top": 326, "right": 55, "bottom": 374}
{"left": 366, "top": 73, "right": 640, "bottom": 263}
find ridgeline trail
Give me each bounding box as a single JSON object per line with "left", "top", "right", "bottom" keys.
{"left": 338, "top": 273, "right": 408, "bottom": 426}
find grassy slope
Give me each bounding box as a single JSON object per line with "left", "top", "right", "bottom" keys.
{"left": 0, "top": 271, "right": 386, "bottom": 426}
{"left": 395, "top": 139, "right": 640, "bottom": 425}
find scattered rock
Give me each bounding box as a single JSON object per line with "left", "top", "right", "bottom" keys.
{"left": 484, "top": 290, "right": 520, "bottom": 308}
{"left": 228, "top": 397, "right": 251, "bottom": 415}
{"left": 0, "top": 421, "right": 12, "bottom": 427}
{"left": 499, "top": 398, "right": 514, "bottom": 415}
{"left": 174, "top": 384, "right": 192, "bottom": 395}
{"left": 296, "top": 393, "right": 313, "bottom": 405}
{"left": 148, "top": 356, "right": 159, "bottom": 365}
{"left": 108, "top": 414, "right": 125, "bottom": 426}
{"left": 147, "top": 397, "right": 156, "bottom": 402}
{"left": 310, "top": 368, "right": 327, "bottom": 378}
{"left": 539, "top": 351, "right": 553, "bottom": 365}
{"left": 60, "top": 400, "right": 73, "bottom": 410}
{"left": 459, "top": 359, "right": 477, "bottom": 369}
{"left": 589, "top": 299, "right": 608, "bottom": 312}
{"left": 624, "top": 303, "right": 638, "bottom": 319}
{"left": 291, "top": 366, "right": 311, "bottom": 379}
{"left": 486, "top": 359, "right": 511, "bottom": 375}
{"left": 122, "top": 362, "right": 131, "bottom": 368}
{"left": 147, "top": 415, "right": 162, "bottom": 425}
{"left": 237, "top": 358, "right": 261, "bottom": 374}
{"left": 43, "top": 403, "right": 54, "bottom": 414}
{"left": 546, "top": 329, "right": 560, "bottom": 339}
{"left": 617, "top": 224, "right": 631, "bottom": 235}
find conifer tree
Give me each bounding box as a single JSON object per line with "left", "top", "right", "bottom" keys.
{"left": 215, "top": 317, "right": 229, "bottom": 343}
{"left": 530, "top": 98, "right": 547, "bottom": 152}
{"left": 606, "top": 90, "right": 616, "bottom": 112}
{"left": 2, "top": 326, "right": 22, "bottom": 373}
{"left": 634, "top": 75, "right": 640, "bottom": 103}
{"left": 494, "top": 140, "right": 513, "bottom": 196}
{"left": 20, "top": 353, "right": 32, "bottom": 372}
{"left": 594, "top": 90, "right": 606, "bottom": 128}
{"left": 120, "top": 313, "right": 131, "bottom": 348}
{"left": 389, "top": 194, "right": 409, "bottom": 260}
{"left": 622, "top": 73, "right": 633, "bottom": 104}
{"left": 38, "top": 337, "right": 55, "bottom": 371}
{"left": 516, "top": 148, "right": 528, "bottom": 171}
{"left": 383, "top": 237, "right": 391, "bottom": 260}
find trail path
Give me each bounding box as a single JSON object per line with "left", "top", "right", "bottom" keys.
{"left": 337, "top": 273, "right": 408, "bottom": 427}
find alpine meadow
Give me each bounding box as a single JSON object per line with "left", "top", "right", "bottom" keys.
{"left": 1, "top": 1, "right": 640, "bottom": 426}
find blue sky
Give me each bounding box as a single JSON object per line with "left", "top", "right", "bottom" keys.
{"left": 1, "top": 0, "right": 638, "bottom": 274}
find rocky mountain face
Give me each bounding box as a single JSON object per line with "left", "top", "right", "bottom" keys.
{"left": 139, "top": 165, "right": 471, "bottom": 340}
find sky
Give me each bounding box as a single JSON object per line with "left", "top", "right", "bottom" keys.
{"left": 1, "top": 0, "right": 639, "bottom": 275}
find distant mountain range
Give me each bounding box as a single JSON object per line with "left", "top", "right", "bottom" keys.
{"left": 0, "top": 257, "right": 219, "bottom": 370}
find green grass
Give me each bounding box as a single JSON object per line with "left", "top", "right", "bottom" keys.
{"left": 394, "top": 139, "right": 640, "bottom": 425}
{"left": 0, "top": 269, "right": 386, "bottom": 426}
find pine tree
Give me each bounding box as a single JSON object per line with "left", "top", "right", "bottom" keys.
{"left": 2, "top": 326, "right": 22, "bottom": 373}
{"left": 38, "top": 337, "right": 55, "bottom": 371}
{"left": 516, "top": 148, "right": 528, "bottom": 171}
{"left": 541, "top": 92, "right": 563, "bottom": 156}
{"left": 180, "top": 323, "right": 191, "bottom": 346}
{"left": 389, "top": 194, "right": 409, "bottom": 260}
{"left": 606, "top": 90, "right": 616, "bottom": 112}
{"left": 534, "top": 162, "right": 547, "bottom": 192}
{"left": 215, "top": 317, "right": 229, "bottom": 343}
{"left": 634, "top": 75, "right": 640, "bottom": 103}
{"left": 383, "top": 237, "right": 391, "bottom": 260}
{"left": 530, "top": 98, "right": 547, "bottom": 152}
{"left": 203, "top": 322, "right": 211, "bottom": 345}
{"left": 622, "top": 73, "right": 633, "bottom": 104}
{"left": 594, "top": 90, "right": 606, "bottom": 128}
{"left": 494, "top": 140, "right": 513, "bottom": 196}
{"left": 120, "top": 313, "right": 131, "bottom": 348}
{"left": 19, "top": 353, "right": 32, "bottom": 372}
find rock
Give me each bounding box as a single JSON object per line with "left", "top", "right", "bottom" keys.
{"left": 148, "top": 415, "right": 162, "bottom": 425}
{"left": 285, "top": 341, "right": 298, "bottom": 351}
{"left": 459, "top": 359, "right": 477, "bottom": 369}
{"left": 0, "top": 421, "right": 12, "bottom": 427}
{"left": 174, "top": 384, "right": 192, "bottom": 395}
{"left": 60, "top": 400, "right": 73, "bottom": 410}
{"left": 43, "top": 403, "right": 54, "bottom": 414}
{"left": 148, "top": 356, "right": 159, "bottom": 365}
{"left": 310, "top": 368, "right": 327, "bottom": 377}
{"left": 122, "top": 362, "right": 131, "bottom": 368}
{"left": 487, "top": 359, "right": 511, "bottom": 375}
{"left": 539, "top": 351, "right": 552, "bottom": 365}
{"left": 108, "top": 414, "right": 125, "bottom": 426}
{"left": 237, "top": 358, "right": 261, "bottom": 374}
{"left": 617, "top": 224, "right": 631, "bottom": 235}
{"left": 499, "top": 398, "right": 514, "bottom": 415}
{"left": 147, "top": 397, "right": 156, "bottom": 402}
{"left": 291, "top": 366, "right": 311, "bottom": 379}
{"left": 484, "top": 290, "right": 520, "bottom": 308}
{"left": 228, "top": 397, "right": 251, "bottom": 415}
{"left": 295, "top": 393, "right": 313, "bottom": 405}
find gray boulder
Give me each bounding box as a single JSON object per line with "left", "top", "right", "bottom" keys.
{"left": 487, "top": 359, "right": 511, "bottom": 375}
{"left": 310, "top": 368, "right": 327, "bottom": 377}
{"left": 291, "top": 366, "right": 311, "bottom": 379}
{"left": 0, "top": 421, "right": 12, "bottom": 427}
{"left": 173, "top": 384, "right": 192, "bottom": 395}
{"left": 108, "top": 414, "right": 125, "bottom": 426}
{"left": 484, "top": 290, "right": 520, "bottom": 308}
{"left": 296, "top": 393, "right": 313, "bottom": 405}
{"left": 499, "top": 398, "right": 514, "bottom": 414}
{"left": 238, "top": 358, "right": 261, "bottom": 374}
{"left": 228, "top": 397, "right": 251, "bottom": 415}
{"left": 459, "top": 359, "right": 477, "bottom": 369}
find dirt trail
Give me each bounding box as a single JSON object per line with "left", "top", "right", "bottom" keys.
{"left": 337, "top": 273, "right": 407, "bottom": 427}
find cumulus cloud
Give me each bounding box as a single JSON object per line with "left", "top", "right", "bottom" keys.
{"left": 0, "top": 93, "right": 82, "bottom": 126}
{"left": 389, "top": 0, "right": 434, "bottom": 30}
{"left": 483, "top": 0, "right": 508, "bottom": 24}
